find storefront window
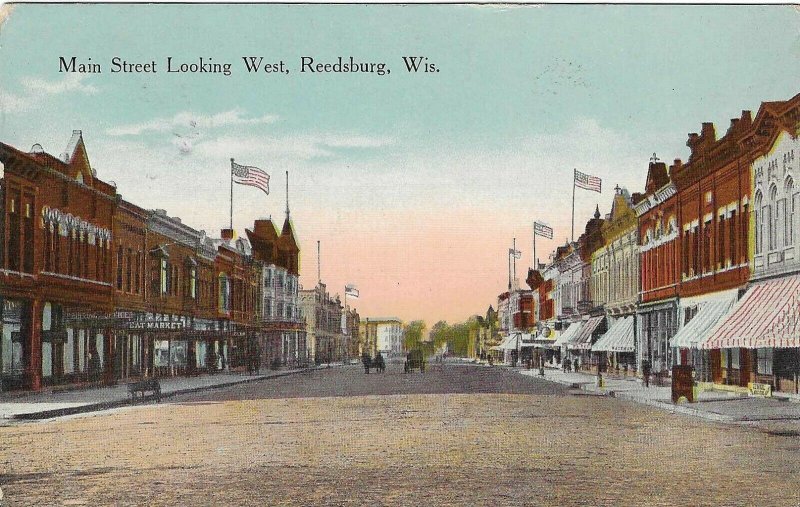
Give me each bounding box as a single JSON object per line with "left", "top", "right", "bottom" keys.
{"left": 730, "top": 347, "right": 740, "bottom": 369}
{"left": 64, "top": 329, "right": 75, "bottom": 374}
{"left": 154, "top": 340, "right": 170, "bottom": 367}
{"left": 170, "top": 340, "right": 188, "bottom": 367}
{"left": 78, "top": 330, "right": 86, "bottom": 372}
{"left": 756, "top": 348, "right": 773, "bottom": 375}
{"left": 95, "top": 333, "right": 104, "bottom": 369}
{"left": 196, "top": 341, "right": 207, "bottom": 367}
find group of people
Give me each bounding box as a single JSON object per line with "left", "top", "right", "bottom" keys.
{"left": 361, "top": 352, "right": 385, "bottom": 374}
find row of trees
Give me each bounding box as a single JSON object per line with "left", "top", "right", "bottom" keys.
{"left": 401, "top": 312, "right": 499, "bottom": 357}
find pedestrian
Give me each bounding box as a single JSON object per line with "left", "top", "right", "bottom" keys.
{"left": 642, "top": 359, "right": 652, "bottom": 388}
{"left": 573, "top": 358, "right": 579, "bottom": 373}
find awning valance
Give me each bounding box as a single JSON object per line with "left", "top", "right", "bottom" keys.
{"left": 702, "top": 275, "right": 800, "bottom": 350}
{"left": 670, "top": 289, "right": 739, "bottom": 349}
{"left": 592, "top": 316, "right": 635, "bottom": 352}
{"left": 553, "top": 322, "right": 583, "bottom": 347}
{"left": 497, "top": 334, "right": 519, "bottom": 351}
{"left": 568, "top": 316, "right": 604, "bottom": 350}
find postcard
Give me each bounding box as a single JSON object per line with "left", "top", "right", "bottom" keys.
{"left": 1, "top": 3, "right": 800, "bottom": 506}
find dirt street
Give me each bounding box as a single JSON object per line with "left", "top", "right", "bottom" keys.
{"left": 1, "top": 364, "right": 799, "bottom": 506}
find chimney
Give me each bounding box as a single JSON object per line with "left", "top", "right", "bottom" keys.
{"left": 221, "top": 228, "right": 235, "bottom": 241}
{"left": 669, "top": 158, "right": 682, "bottom": 179}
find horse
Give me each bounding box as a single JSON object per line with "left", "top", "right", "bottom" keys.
{"left": 374, "top": 353, "right": 386, "bottom": 373}
{"left": 362, "top": 353, "right": 372, "bottom": 374}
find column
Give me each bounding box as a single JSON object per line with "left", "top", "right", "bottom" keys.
{"left": 27, "top": 299, "right": 42, "bottom": 391}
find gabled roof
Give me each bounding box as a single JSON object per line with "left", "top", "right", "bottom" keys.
{"left": 279, "top": 216, "right": 299, "bottom": 253}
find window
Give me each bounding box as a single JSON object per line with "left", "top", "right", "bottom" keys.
{"left": 718, "top": 214, "right": 726, "bottom": 268}
{"left": 218, "top": 273, "right": 230, "bottom": 312}
{"left": 135, "top": 252, "right": 141, "bottom": 294}
{"left": 769, "top": 185, "right": 778, "bottom": 251}
{"left": 703, "top": 219, "right": 712, "bottom": 273}
{"left": 785, "top": 178, "right": 795, "bottom": 247}
{"left": 23, "top": 200, "right": 33, "bottom": 273}
{"left": 756, "top": 348, "right": 773, "bottom": 375}
{"left": 190, "top": 266, "right": 197, "bottom": 299}
{"left": 729, "top": 210, "right": 737, "bottom": 263}
{"left": 116, "top": 246, "right": 123, "bottom": 289}
{"left": 730, "top": 347, "right": 740, "bottom": 369}
{"left": 126, "top": 249, "right": 132, "bottom": 292}
{"left": 160, "top": 259, "right": 168, "bottom": 295}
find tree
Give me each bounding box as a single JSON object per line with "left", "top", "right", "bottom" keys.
{"left": 402, "top": 320, "right": 427, "bottom": 351}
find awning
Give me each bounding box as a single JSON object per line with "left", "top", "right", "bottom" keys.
{"left": 568, "top": 316, "right": 604, "bottom": 350}
{"left": 518, "top": 333, "right": 537, "bottom": 348}
{"left": 497, "top": 334, "right": 520, "bottom": 351}
{"left": 670, "top": 289, "right": 739, "bottom": 349}
{"left": 702, "top": 275, "right": 800, "bottom": 350}
{"left": 553, "top": 322, "right": 584, "bottom": 347}
{"left": 592, "top": 316, "right": 635, "bottom": 352}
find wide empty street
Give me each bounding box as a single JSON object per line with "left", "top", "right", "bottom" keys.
{"left": 2, "top": 364, "right": 800, "bottom": 506}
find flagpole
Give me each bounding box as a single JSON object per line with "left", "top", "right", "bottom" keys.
{"left": 571, "top": 168, "right": 576, "bottom": 243}
{"left": 230, "top": 158, "right": 234, "bottom": 231}
{"left": 512, "top": 237, "right": 517, "bottom": 288}
{"left": 533, "top": 224, "right": 537, "bottom": 271}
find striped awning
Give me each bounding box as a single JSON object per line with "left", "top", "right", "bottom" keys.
{"left": 568, "top": 316, "right": 604, "bottom": 350}
{"left": 592, "top": 316, "right": 635, "bottom": 352}
{"left": 497, "top": 333, "right": 520, "bottom": 351}
{"left": 670, "top": 290, "right": 739, "bottom": 349}
{"left": 702, "top": 275, "right": 800, "bottom": 350}
{"left": 553, "top": 322, "right": 584, "bottom": 347}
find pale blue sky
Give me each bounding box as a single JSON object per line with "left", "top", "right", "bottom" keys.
{"left": 1, "top": 5, "right": 798, "bottom": 323}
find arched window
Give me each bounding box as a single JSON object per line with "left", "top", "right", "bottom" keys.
{"left": 769, "top": 184, "right": 778, "bottom": 250}
{"left": 754, "top": 190, "right": 764, "bottom": 254}
{"left": 786, "top": 177, "right": 795, "bottom": 247}
{"left": 218, "top": 273, "right": 230, "bottom": 312}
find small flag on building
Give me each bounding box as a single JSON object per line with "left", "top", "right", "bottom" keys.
{"left": 574, "top": 169, "right": 602, "bottom": 193}
{"left": 231, "top": 160, "right": 270, "bottom": 195}
{"left": 509, "top": 248, "right": 522, "bottom": 259}
{"left": 534, "top": 221, "right": 554, "bottom": 240}
{"left": 345, "top": 284, "right": 359, "bottom": 298}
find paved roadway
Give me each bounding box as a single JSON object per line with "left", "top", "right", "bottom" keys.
{"left": 2, "top": 363, "right": 800, "bottom": 506}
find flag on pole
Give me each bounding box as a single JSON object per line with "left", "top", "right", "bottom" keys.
{"left": 574, "top": 169, "right": 602, "bottom": 193}
{"left": 345, "top": 284, "right": 359, "bottom": 298}
{"left": 232, "top": 161, "right": 270, "bottom": 195}
{"left": 534, "top": 221, "right": 554, "bottom": 239}
{"left": 509, "top": 248, "right": 522, "bottom": 259}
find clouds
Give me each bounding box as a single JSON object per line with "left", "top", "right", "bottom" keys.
{"left": 106, "top": 109, "right": 279, "bottom": 136}
{"left": 0, "top": 74, "right": 97, "bottom": 114}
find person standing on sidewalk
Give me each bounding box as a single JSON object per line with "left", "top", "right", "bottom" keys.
{"left": 642, "top": 359, "right": 651, "bottom": 388}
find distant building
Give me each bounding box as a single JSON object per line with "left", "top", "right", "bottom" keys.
{"left": 299, "top": 282, "right": 347, "bottom": 364}
{"left": 360, "top": 318, "right": 403, "bottom": 356}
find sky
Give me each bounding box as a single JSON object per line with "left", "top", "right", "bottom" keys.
{"left": 1, "top": 4, "right": 799, "bottom": 325}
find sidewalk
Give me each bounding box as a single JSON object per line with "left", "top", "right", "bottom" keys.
{"left": 0, "top": 367, "right": 317, "bottom": 422}
{"left": 518, "top": 366, "right": 800, "bottom": 423}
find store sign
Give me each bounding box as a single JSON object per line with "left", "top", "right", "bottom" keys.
{"left": 128, "top": 321, "right": 185, "bottom": 330}
{"left": 748, "top": 382, "right": 772, "bottom": 398}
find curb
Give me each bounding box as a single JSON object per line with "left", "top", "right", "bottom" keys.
{"left": 10, "top": 368, "right": 316, "bottom": 421}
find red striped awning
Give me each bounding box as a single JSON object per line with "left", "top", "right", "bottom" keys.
{"left": 701, "top": 275, "right": 800, "bottom": 350}
{"left": 568, "top": 316, "right": 604, "bottom": 351}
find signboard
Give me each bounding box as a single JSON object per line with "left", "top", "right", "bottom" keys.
{"left": 128, "top": 321, "right": 185, "bottom": 330}
{"left": 748, "top": 382, "right": 772, "bottom": 398}
{"left": 671, "top": 365, "right": 695, "bottom": 403}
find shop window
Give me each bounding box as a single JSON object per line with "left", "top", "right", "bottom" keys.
{"left": 730, "top": 347, "right": 740, "bottom": 369}
{"left": 64, "top": 329, "right": 75, "bottom": 374}
{"left": 756, "top": 348, "right": 773, "bottom": 375}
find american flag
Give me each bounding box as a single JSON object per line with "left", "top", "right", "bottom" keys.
{"left": 574, "top": 169, "right": 602, "bottom": 193}
{"left": 534, "top": 221, "right": 554, "bottom": 239}
{"left": 345, "top": 284, "right": 359, "bottom": 298}
{"left": 231, "top": 160, "right": 270, "bottom": 195}
{"left": 508, "top": 248, "right": 522, "bottom": 259}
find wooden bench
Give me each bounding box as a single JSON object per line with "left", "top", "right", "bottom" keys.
{"left": 127, "top": 378, "right": 161, "bottom": 403}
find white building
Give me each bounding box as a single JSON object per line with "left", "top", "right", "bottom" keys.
{"left": 366, "top": 318, "right": 403, "bottom": 356}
